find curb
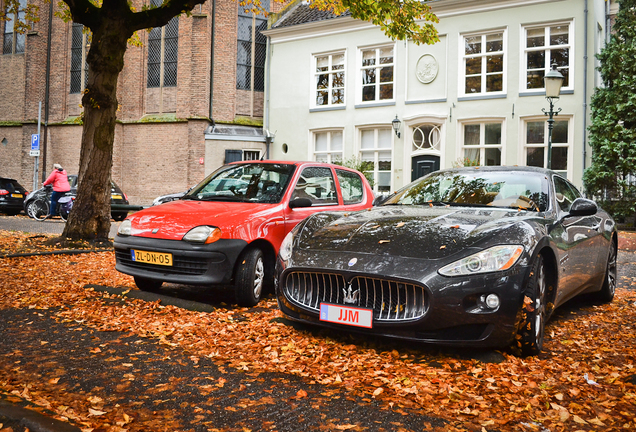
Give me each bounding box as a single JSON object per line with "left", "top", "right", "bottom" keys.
{"left": 0, "top": 398, "right": 81, "bottom": 432}
{"left": 0, "top": 249, "right": 112, "bottom": 259}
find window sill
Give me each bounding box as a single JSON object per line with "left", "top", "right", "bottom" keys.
{"left": 354, "top": 101, "right": 396, "bottom": 109}
{"left": 457, "top": 94, "right": 507, "bottom": 102}
{"left": 309, "top": 106, "right": 346, "bottom": 113}
{"left": 406, "top": 98, "right": 447, "bottom": 105}
{"left": 519, "top": 89, "right": 574, "bottom": 97}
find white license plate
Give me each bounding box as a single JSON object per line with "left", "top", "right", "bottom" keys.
{"left": 131, "top": 249, "right": 173, "bottom": 266}
{"left": 319, "top": 303, "right": 373, "bottom": 328}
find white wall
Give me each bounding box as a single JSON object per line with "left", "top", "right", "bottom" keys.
{"left": 266, "top": 0, "right": 606, "bottom": 190}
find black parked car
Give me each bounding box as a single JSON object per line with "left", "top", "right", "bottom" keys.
{"left": 24, "top": 175, "right": 130, "bottom": 221}
{"left": 276, "top": 166, "right": 617, "bottom": 356}
{"left": 0, "top": 177, "right": 28, "bottom": 216}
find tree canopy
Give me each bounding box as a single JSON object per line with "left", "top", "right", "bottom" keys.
{"left": 584, "top": 0, "right": 636, "bottom": 221}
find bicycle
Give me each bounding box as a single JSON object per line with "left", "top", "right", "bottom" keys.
{"left": 26, "top": 195, "right": 73, "bottom": 222}
{"left": 26, "top": 198, "right": 49, "bottom": 221}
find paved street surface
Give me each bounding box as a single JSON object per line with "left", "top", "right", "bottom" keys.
{"left": 1, "top": 216, "right": 635, "bottom": 432}
{"left": 0, "top": 307, "right": 445, "bottom": 432}
{"left": 0, "top": 215, "right": 122, "bottom": 238}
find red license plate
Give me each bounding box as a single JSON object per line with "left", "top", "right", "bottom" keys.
{"left": 319, "top": 303, "right": 373, "bottom": 328}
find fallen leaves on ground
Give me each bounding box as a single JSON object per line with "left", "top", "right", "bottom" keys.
{"left": 0, "top": 229, "right": 635, "bottom": 432}
{"left": 0, "top": 228, "right": 111, "bottom": 257}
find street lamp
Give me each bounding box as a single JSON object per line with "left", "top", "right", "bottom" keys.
{"left": 542, "top": 63, "right": 564, "bottom": 169}
{"left": 392, "top": 115, "right": 401, "bottom": 138}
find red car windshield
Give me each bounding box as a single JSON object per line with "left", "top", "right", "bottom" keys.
{"left": 184, "top": 163, "right": 296, "bottom": 204}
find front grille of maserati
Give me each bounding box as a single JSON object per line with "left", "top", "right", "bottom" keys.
{"left": 283, "top": 271, "right": 428, "bottom": 322}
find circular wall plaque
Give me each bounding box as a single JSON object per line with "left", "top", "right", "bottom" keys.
{"left": 416, "top": 54, "right": 439, "bottom": 84}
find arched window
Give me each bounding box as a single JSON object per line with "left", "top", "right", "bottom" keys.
{"left": 2, "top": 0, "right": 26, "bottom": 55}
{"left": 147, "top": 0, "right": 179, "bottom": 88}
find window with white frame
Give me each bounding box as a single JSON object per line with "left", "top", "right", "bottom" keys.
{"left": 461, "top": 122, "right": 502, "bottom": 166}
{"left": 462, "top": 31, "right": 505, "bottom": 96}
{"left": 360, "top": 45, "right": 394, "bottom": 102}
{"left": 360, "top": 128, "right": 392, "bottom": 193}
{"left": 2, "top": 0, "right": 26, "bottom": 55}
{"left": 70, "top": 23, "right": 90, "bottom": 94}
{"left": 243, "top": 150, "right": 260, "bottom": 160}
{"left": 524, "top": 119, "right": 569, "bottom": 177}
{"left": 147, "top": 0, "right": 179, "bottom": 88}
{"left": 314, "top": 52, "right": 345, "bottom": 107}
{"left": 313, "top": 130, "right": 343, "bottom": 163}
{"left": 523, "top": 23, "right": 571, "bottom": 91}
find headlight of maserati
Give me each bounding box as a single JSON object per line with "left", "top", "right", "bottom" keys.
{"left": 183, "top": 226, "right": 222, "bottom": 244}
{"left": 438, "top": 245, "right": 524, "bottom": 276}
{"left": 117, "top": 219, "right": 132, "bottom": 236}
{"left": 279, "top": 229, "right": 296, "bottom": 262}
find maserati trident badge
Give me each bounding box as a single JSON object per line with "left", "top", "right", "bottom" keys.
{"left": 343, "top": 283, "right": 359, "bottom": 304}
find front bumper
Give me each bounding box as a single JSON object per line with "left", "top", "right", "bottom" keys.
{"left": 276, "top": 252, "right": 530, "bottom": 348}
{"left": 114, "top": 235, "right": 248, "bottom": 286}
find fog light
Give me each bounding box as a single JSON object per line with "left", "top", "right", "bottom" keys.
{"left": 485, "top": 294, "right": 500, "bottom": 309}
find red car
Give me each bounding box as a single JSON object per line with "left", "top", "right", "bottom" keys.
{"left": 114, "top": 161, "right": 374, "bottom": 306}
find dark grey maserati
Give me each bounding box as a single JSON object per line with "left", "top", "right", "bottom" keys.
{"left": 275, "top": 166, "right": 617, "bottom": 356}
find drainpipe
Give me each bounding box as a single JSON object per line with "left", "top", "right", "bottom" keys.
{"left": 209, "top": 0, "right": 216, "bottom": 120}
{"left": 41, "top": 0, "right": 54, "bottom": 182}
{"left": 605, "top": 0, "right": 611, "bottom": 41}
{"left": 264, "top": 34, "right": 272, "bottom": 159}
{"left": 582, "top": 0, "right": 588, "bottom": 171}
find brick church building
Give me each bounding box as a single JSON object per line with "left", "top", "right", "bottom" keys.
{"left": 0, "top": 0, "right": 281, "bottom": 205}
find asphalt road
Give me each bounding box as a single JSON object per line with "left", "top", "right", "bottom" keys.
{"left": 1, "top": 214, "right": 635, "bottom": 432}
{"left": 0, "top": 307, "right": 446, "bottom": 432}
{"left": 0, "top": 214, "right": 122, "bottom": 238}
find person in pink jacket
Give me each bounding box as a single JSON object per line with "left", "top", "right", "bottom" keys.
{"left": 42, "top": 164, "right": 71, "bottom": 219}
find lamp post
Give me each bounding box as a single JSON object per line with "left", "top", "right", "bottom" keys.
{"left": 392, "top": 115, "right": 401, "bottom": 138}
{"left": 542, "top": 64, "right": 564, "bottom": 169}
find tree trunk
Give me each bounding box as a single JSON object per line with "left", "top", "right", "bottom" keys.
{"left": 62, "top": 21, "right": 130, "bottom": 241}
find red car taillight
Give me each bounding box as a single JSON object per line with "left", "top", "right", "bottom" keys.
{"left": 0, "top": 189, "right": 9, "bottom": 195}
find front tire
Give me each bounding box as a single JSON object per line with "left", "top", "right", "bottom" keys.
{"left": 596, "top": 242, "right": 617, "bottom": 303}
{"left": 27, "top": 199, "right": 49, "bottom": 221}
{"left": 515, "top": 255, "right": 547, "bottom": 356}
{"left": 235, "top": 248, "right": 266, "bottom": 307}
{"left": 112, "top": 212, "right": 128, "bottom": 222}
{"left": 134, "top": 276, "right": 163, "bottom": 292}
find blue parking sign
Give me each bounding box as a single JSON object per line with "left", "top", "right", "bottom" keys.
{"left": 31, "top": 134, "right": 40, "bottom": 151}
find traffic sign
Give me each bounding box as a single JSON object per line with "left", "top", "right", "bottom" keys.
{"left": 30, "top": 150, "right": 40, "bottom": 157}
{"left": 31, "top": 134, "right": 40, "bottom": 151}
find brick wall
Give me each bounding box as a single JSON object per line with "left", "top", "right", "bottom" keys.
{"left": 0, "top": 0, "right": 271, "bottom": 204}
{"left": 211, "top": 0, "right": 238, "bottom": 122}
{"left": 0, "top": 56, "right": 26, "bottom": 122}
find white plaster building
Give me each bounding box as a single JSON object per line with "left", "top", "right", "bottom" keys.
{"left": 263, "top": 0, "right": 618, "bottom": 193}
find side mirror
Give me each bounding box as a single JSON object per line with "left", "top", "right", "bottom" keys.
{"left": 373, "top": 194, "right": 390, "bottom": 206}
{"left": 568, "top": 197, "right": 598, "bottom": 217}
{"left": 289, "top": 197, "right": 313, "bottom": 209}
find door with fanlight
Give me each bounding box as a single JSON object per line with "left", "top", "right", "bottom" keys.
{"left": 410, "top": 123, "right": 442, "bottom": 181}
{"left": 411, "top": 155, "right": 440, "bottom": 181}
